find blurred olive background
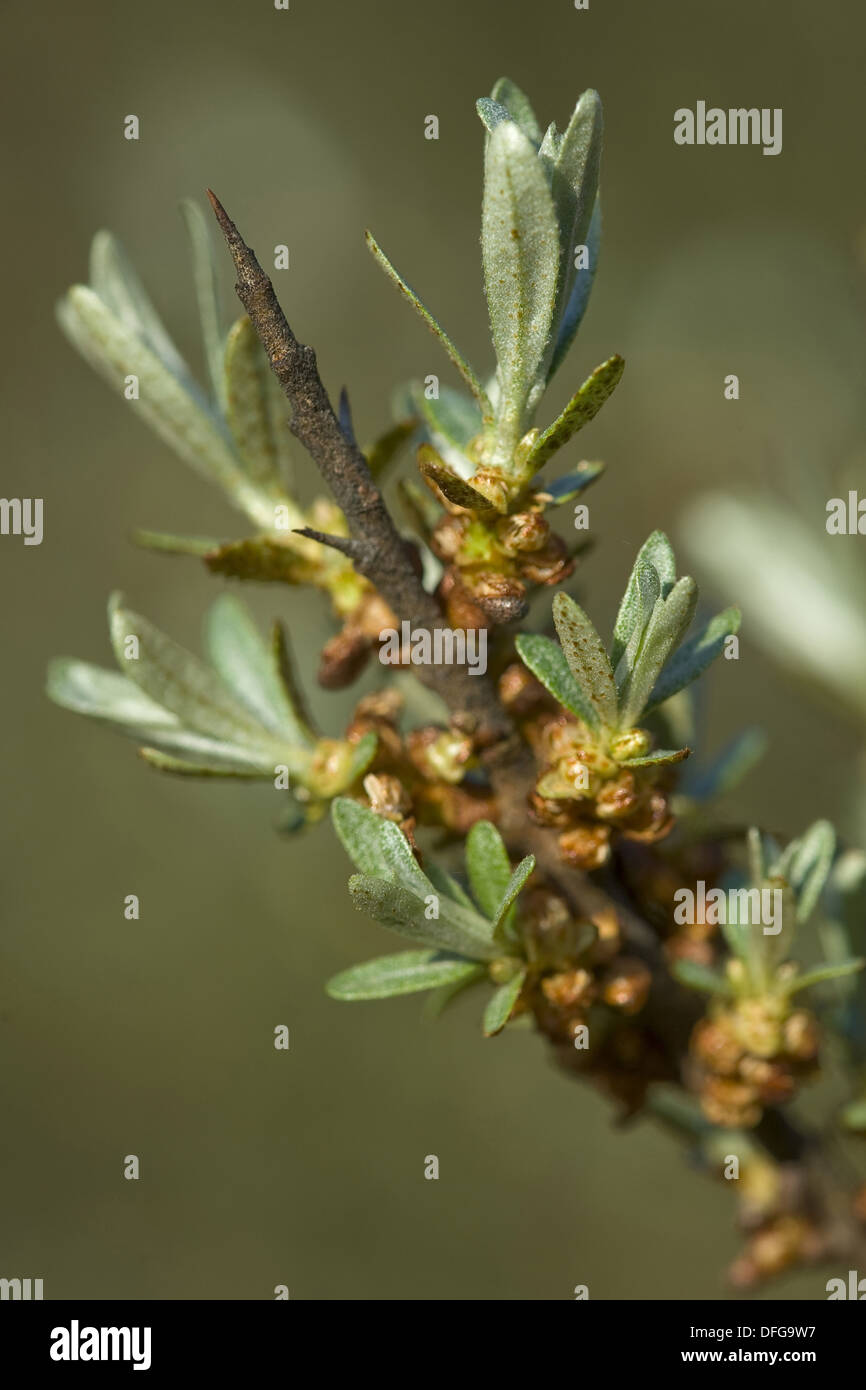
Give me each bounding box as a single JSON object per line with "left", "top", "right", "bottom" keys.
{"left": 1, "top": 0, "right": 864, "bottom": 1300}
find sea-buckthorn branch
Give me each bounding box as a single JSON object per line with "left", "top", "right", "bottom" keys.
{"left": 207, "top": 189, "right": 512, "bottom": 743}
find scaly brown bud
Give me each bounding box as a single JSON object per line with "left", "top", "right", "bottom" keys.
{"left": 558, "top": 823, "right": 611, "bottom": 870}
{"left": 318, "top": 626, "right": 371, "bottom": 689}
{"left": 600, "top": 959, "right": 651, "bottom": 1015}
{"left": 542, "top": 968, "right": 595, "bottom": 1010}
{"left": 691, "top": 1017, "right": 743, "bottom": 1077}
{"left": 462, "top": 570, "right": 528, "bottom": 624}
{"left": 495, "top": 511, "right": 550, "bottom": 556}
{"left": 519, "top": 536, "right": 575, "bottom": 586}
{"left": 783, "top": 1009, "right": 820, "bottom": 1062}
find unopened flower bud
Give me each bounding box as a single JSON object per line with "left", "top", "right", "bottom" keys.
{"left": 610, "top": 728, "right": 652, "bottom": 761}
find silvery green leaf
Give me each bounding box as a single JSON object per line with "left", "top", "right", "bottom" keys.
{"left": 108, "top": 592, "right": 277, "bottom": 750}
{"left": 482, "top": 121, "right": 559, "bottom": 429}
{"left": 138, "top": 746, "right": 271, "bottom": 778}
{"left": 514, "top": 632, "right": 601, "bottom": 733}
{"left": 425, "top": 861, "right": 475, "bottom": 911}
{"left": 132, "top": 529, "right": 224, "bottom": 556}
{"left": 204, "top": 594, "right": 312, "bottom": 744}
{"left": 614, "top": 563, "right": 661, "bottom": 691}
{"left": 491, "top": 856, "right": 535, "bottom": 940}
{"left": 348, "top": 875, "right": 500, "bottom": 960}
{"left": 785, "top": 957, "right": 864, "bottom": 997}
{"left": 334, "top": 733, "right": 378, "bottom": 792}
{"left": 223, "top": 315, "right": 287, "bottom": 493}
{"left": 773, "top": 820, "right": 836, "bottom": 925}
{"left": 47, "top": 658, "right": 178, "bottom": 730}
{"left": 538, "top": 121, "right": 561, "bottom": 166}
{"left": 644, "top": 607, "right": 741, "bottom": 713}
{"left": 610, "top": 531, "right": 676, "bottom": 669}
{"left": 553, "top": 90, "right": 603, "bottom": 258}
{"left": 490, "top": 78, "right": 543, "bottom": 144}
{"left": 535, "top": 461, "right": 604, "bottom": 505}
{"left": 747, "top": 825, "right": 768, "bottom": 888}
{"left": 379, "top": 819, "right": 435, "bottom": 898}
{"left": 524, "top": 354, "right": 624, "bottom": 475}
{"left": 466, "top": 821, "right": 512, "bottom": 919}
{"left": 58, "top": 288, "right": 270, "bottom": 526}
{"left": 617, "top": 577, "right": 698, "bottom": 730}
{"left": 548, "top": 197, "right": 601, "bottom": 381}
{"left": 681, "top": 493, "right": 866, "bottom": 725}
{"left": 483, "top": 968, "right": 527, "bottom": 1036}
{"left": 476, "top": 98, "right": 513, "bottom": 134}
{"left": 180, "top": 198, "right": 225, "bottom": 409}
{"left": 672, "top": 959, "right": 733, "bottom": 996}
{"left": 365, "top": 231, "right": 492, "bottom": 419}
{"left": 413, "top": 384, "right": 483, "bottom": 453}
{"left": 326, "top": 950, "right": 482, "bottom": 1001}
{"left": 331, "top": 797, "right": 391, "bottom": 877}
{"left": 88, "top": 231, "right": 190, "bottom": 383}
{"left": 553, "top": 592, "right": 618, "bottom": 730}
{"left": 621, "top": 748, "right": 689, "bottom": 768}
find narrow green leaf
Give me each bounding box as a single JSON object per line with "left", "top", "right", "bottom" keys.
{"left": 180, "top": 198, "right": 225, "bottom": 409}
{"left": 204, "top": 535, "right": 313, "bottom": 585}
{"left": 489, "top": 78, "right": 542, "bottom": 144}
{"left": 204, "top": 594, "right": 311, "bottom": 743}
{"left": 524, "top": 355, "right": 624, "bottom": 476}
{"left": 326, "top": 950, "right": 481, "bottom": 1001}
{"left": 491, "top": 856, "right": 536, "bottom": 938}
{"left": 774, "top": 820, "right": 837, "bottom": 925}
{"left": 553, "top": 592, "right": 618, "bottom": 730}
{"left": 107, "top": 592, "right": 277, "bottom": 750}
{"left": 476, "top": 98, "right": 514, "bottom": 135}
{"left": 223, "top": 316, "right": 287, "bottom": 492}
{"left": 88, "top": 231, "right": 189, "bottom": 382}
{"left": 785, "top": 958, "right": 864, "bottom": 996}
{"left": 138, "top": 747, "right": 268, "bottom": 778}
{"left": 413, "top": 385, "right": 483, "bottom": 454}
{"left": 483, "top": 968, "right": 527, "bottom": 1036}
{"left": 365, "top": 231, "right": 492, "bottom": 419}
{"left": 553, "top": 90, "right": 603, "bottom": 254}
{"left": 466, "top": 821, "right": 512, "bottom": 919}
{"left": 132, "top": 529, "right": 224, "bottom": 556}
{"left": 614, "top": 563, "right": 661, "bottom": 691}
{"left": 617, "top": 577, "right": 698, "bottom": 730}
{"left": 58, "top": 287, "right": 271, "bottom": 527}
{"left": 331, "top": 797, "right": 390, "bottom": 877}
{"left": 620, "top": 747, "right": 690, "bottom": 768}
{"left": 417, "top": 447, "right": 501, "bottom": 514}
{"left": 482, "top": 120, "right": 559, "bottom": 421}
{"left": 348, "top": 875, "right": 499, "bottom": 960}
{"left": 47, "top": 658, "right": 177, "bottom": 730}
{"left": 514, "top": 632, "right": 601, "bottom": 733}
{"left": 610, "top": 531, "right": 676, "bottom": 668}
{"left": 644, "top": 607, "right": 741, "bottom": 713}
{"left": 47, "top": 657, "right": 298, "bottom": 772}
{"left": 548, "top": 197, "right": 602, "bottom": 381}
{"left": 534, "top": 461, "right": 604, "bottom": 505}
{"left": 378, "top": 819, "right": 434, "bottom": 898}
{"left": 671, "top": 959, "right": 734, "bottom": 997}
